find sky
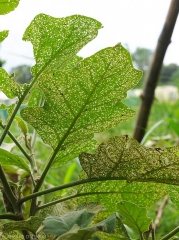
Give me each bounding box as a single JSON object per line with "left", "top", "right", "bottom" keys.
{"left": 0, "top": 0, "right": 179, "bottom": 72}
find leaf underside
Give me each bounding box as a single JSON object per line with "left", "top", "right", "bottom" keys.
{"left": 79, "top": 135, "right": 179, "bottom": 185}
{"left": 21, "top": 44, "right": 142, "bottom": 167}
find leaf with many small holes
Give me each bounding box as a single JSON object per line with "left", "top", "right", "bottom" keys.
{"left": 0, "top": 30, "right": 8, "bottom": 42}
{"left": 0, "top": 0, "right": 19, "bottom": 15}
{"left": 21, "top": 44, "right": 142, "bottom": 167}
{"left": 0, "top": 148, "right": 30, "bottom": 173}
{"left": 23, "top": 14, "right": 102, "bottom": 76}
{"left": 0, "top": 68, "right": 28, "bottom": 100}
{"left": 79, "top": 135, "right": 179, "bottom": 185}
{"left": 120, "top": 182, "right": 167, "bottom": 209}
{"left": 77, "top": 172, "right": 125, "bottom": 213}
{"left": 2, "top": 216, "right": 43, "bottom": 235}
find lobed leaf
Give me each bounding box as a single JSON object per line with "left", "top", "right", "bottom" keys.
{"left": 23, "top": 14, "right": 102, "bottom": 76}
{"left": 21, "top": 44, "right": 142, "bottom": 167}
{"left": 0, "top": 148, "right": 30, "bottom": 173}
{"left": 0, "top": 30, "right": 9, "bottom": 43}
{"left": 79, "top": 135, "right": 179, "bottom": 185}
{"left": 117, "top": 202, "right": 151, "bottom": 236}
{"left": 0, "top": 0, "right": 19, "bottom": 15}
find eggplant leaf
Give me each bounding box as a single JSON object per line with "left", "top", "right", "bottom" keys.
{"left": 79, "top": 135, "right": 179, "bottom": 185}
{"left": 0, "top": 148, "right": 30, "bottom": 173}
{"left": 21, "top": 44, "right": 142, "bottom": 167}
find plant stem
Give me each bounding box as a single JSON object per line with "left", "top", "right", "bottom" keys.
{"left": 0, "top": 165, "right": 20, "bottom": 214}
{"left": 0, "top": 123, "right": 36, "bottom": 186}
{"left": 152, "top": 224, "right": 156, "bottom": 240}
{"left": 19, "top": 177, "right": 125, "bottom": 206}
{"left": 0, "top": 213, "right": 20, "bottom": 220}
{"left": 0, "top": 122, "right": 32, "bottom": 163}
{"left": 0, "top": 97, "right": 25, "bottom": 146}
{"left": 133, "top": 0, "right": 179, "bottom": 142}
{"left": 22, "top": 230, "right": 31, "bottom": 240}
{"left": 153, "top": 195, "right": 168, "bottom": 230}
{"left": 37, "top": 191, "right": 118, "bottom": 211}
{"left": 160, "top": 225, "right": 179, "bottom": 240}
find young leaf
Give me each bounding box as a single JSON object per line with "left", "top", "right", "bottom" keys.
{"left": 23, "top": 14, "right": 102, "bottom": 75}
{"left": 116, "top": 201, "right": 152, "bottom": 236}
{"left": 0, "top": 30, "right": 9, "bottom": 42}
{"left": 41, "top": 209, "right": 96, "bottom": 236}
{"left": 0, "top": 148, "right": 30, "bottom": 173}
{"left": 0, "top": 0, "right": 19, "bottom": 15}
{"left": 41, "top": 211, "right": 116, "bottom": 240}
{"left": 21, "top": 45, "right": 142, "bottom": 167}
{"left": 79, "top": 135, "right": 179, "bottom": 185}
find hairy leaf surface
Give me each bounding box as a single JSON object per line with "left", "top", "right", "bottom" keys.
{"left": 41, "top": 211, "right": 116, "bottom": 239}
{"left": 21, "top": 45, "right": 142, "bottom": 166}
{"left": 0, "top": 148, "right": 30, "bottom": 173}
{"left": 117, "top": 201, "right": 151, "bottom": 236}
{"left": 0, "top": 0, "right": 19, "bottom": 15}
{"left": 0, "top": 30, "right": 8, "bottom": 42}
{"left": 80, "top": 135, "right": 179, "bottom": 185}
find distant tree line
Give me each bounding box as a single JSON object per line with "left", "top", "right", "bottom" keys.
{"left": 131, "top": 47, "right": 179, "bottom": 87}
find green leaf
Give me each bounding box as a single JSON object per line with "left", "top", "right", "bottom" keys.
{"left": 2, "top": 216, "right": 43, "bottom": 235}
{"left": 121, "top": 182, "right": 167, "bottom": 209}
{"left": 0, "top": 148, "right": 30, "bottom": 173}
{"left": 167, "top": 118, "right": 179, "bottom": 137}
{"left": 27, "top": 87, "right": 45, "bottom": 107}
{"left": 21, "top": 45, "right": 142, "bottom": 167}
{"left": 41, "top": 211, "right": 116, "bottom": 240}
{"left": 0, "top": 0, "right": 19, "bottom": 15}
{"left": 15, "top": 116, "right": 28, "bottom": 136}
{"left": 79, "top": 135, "right": 179, "bottom": 185}
{"left": 116, "top": 201, "right": 152, "bottom": 236}
{"left": 0, "top": 30, "right": 9, "bottom": 43}
{"left": 168, "top": 185, "right": 179, "bottom": 210}
{"left": 42, "top": 209, "right": 96, "bottom": 236}
{"left": 23, "top": 14, "right": 102, "bottom": 76}
{"left": 77, "top": 174, "right": 125, "bottom": 212}
{"left": 0, "top": 68, "right": 27, "bottom": 99}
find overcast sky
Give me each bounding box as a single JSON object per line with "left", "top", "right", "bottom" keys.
{"left": 0, "top": 0, "right": 179, "bottom": 72}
